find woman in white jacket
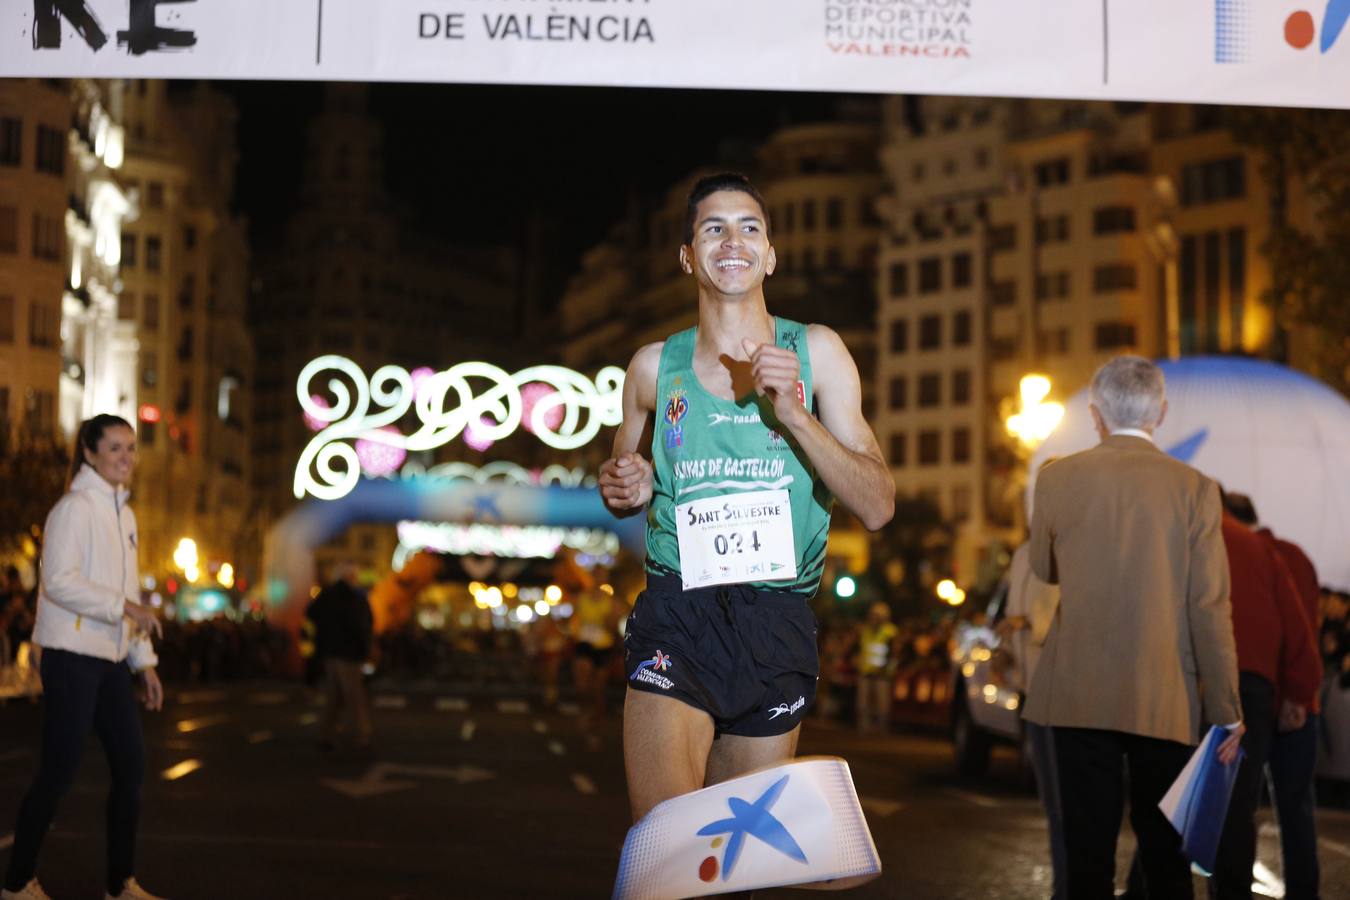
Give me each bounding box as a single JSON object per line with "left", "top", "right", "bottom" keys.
{"left": 2, "top": 415, "right": 167, "bottom": 900}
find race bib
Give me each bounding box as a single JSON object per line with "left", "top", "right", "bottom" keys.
{"left": 675, "top": 489, "right": 797, "bottom": 590}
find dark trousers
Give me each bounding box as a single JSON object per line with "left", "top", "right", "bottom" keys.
{"left": 1267, "top": 713, "right": 1320, "bottom": 899}
{"left": 1028, "top": 721, "right": 1069, "bottom": 899}
{"left": 4, "top": 648, "right": 145, "bottom": 896}
{"left": 1054, "top": 726, "right": 1194, "bottom": 900}
{"left": 1210, "top": 673, "right": 1275, "bottom": 900}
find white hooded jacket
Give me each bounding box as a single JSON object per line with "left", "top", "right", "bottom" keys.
{"left": 33, "top": 465, "right": 158, "bottom": 671}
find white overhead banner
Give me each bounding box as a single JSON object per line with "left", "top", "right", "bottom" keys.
{"left": 4, "top": 1, "right": 1350, "bottom": 109}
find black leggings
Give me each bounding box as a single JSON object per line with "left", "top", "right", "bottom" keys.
{"left": 4, "top": 648, "right": 145, "bottom": 896}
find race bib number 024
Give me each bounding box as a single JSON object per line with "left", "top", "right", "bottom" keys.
{"left": 675, "top": 489, "right": 797, "bottom": 591}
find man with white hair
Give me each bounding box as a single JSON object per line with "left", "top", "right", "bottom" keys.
{"left": 1024, "top": 355, "right": 1244, "bottom": 899}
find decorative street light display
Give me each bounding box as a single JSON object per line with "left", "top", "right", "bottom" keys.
{"left": 294, "top": 356, "right": 625, "bottom": 501}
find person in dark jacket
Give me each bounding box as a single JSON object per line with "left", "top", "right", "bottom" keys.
{"left": 306, "top": 562, "right": 373, "bottom": 750}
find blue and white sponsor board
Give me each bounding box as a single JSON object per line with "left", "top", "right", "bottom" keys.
{"left": 613, "top": 757, "right": 880, "bottom": 900}
{"left": 2, "top": 2, "right": 1350, "bottom": 109}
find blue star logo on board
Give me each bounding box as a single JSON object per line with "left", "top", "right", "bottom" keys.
{"left": 1165, "top": 428, "right": 1209, "bottom": 464}
{"left": 694, "top": 774, "right": 808, "bottom": 884}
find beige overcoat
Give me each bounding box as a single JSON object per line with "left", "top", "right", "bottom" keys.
{"left": 1023, "top": 434, "right": 1242, "bottom": 745}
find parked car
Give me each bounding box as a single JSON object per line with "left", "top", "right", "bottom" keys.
{"left": 948, "top": 581, "right": 1027, "bottom": 777}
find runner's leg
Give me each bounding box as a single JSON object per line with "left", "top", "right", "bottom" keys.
{"left": 704, "top": 725, "right": 801, "bottom": 787}
{"left": 623, "top": 689, "right": 714, "bottom": 821}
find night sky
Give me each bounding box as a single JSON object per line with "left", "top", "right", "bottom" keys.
{"left": 219, "top": 81, "right": 867, "bottom": 305}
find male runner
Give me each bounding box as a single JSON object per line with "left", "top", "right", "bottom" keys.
{"left": 599, "top": 173, "right": 895, "bottom": 822}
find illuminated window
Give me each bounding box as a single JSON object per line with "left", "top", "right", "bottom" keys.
{"left": 218, "top": 376, "right": 240, "bottom": 422}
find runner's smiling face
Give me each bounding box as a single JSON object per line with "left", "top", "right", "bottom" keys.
{"left": 680, "top": 190, "right": 776, "bottom": 295}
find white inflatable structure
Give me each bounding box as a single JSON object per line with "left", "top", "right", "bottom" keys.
{"left": 1030, "top": 357, "right": 1350, "bottom": 591}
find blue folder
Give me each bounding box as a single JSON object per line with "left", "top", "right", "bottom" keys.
{"left": 1158, "top": 725, "right": 1245, "bottom": 876}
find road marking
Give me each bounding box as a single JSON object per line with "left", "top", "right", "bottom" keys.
{"left": 247, "top": 691, "right": 288, "bottom": 705}
{"left": 175, "top": 690, "right": 227, "bottom": 704}
{"left": 435, "top": 697, "right": 469, "bottom": 712}
{"left": 1320, "top": 837, "right": 1350, "bottom": 859}
{"left": 176, "top": 714, "right": 229, "bottom": 734}
{"left": 497, "top": 700, "right": 529, "bottom": 714}
{"left": 323, "top": 762, "right": 494, "bottom": 799}
{"left": 0, "top": 833, "right": 12, "bottom": 850}
{"left": 944, "top": 788, "right": 1000, "bottom": 809}
{"left": 571, "top": 773, "right": 597, "bottom": 796}
{"left": 298, "top": 712, "right": 319, "bottom": 726}
{"left": 373, "top": 695, "right": 407, "bottom": 710}
{"left": 859, "top": 796, "right": 904, "bottom": 818}
{"left": 532, "top": 720, "right": 549, "bottom": 734}
{"left": 162, "top": 759, "right": 203, "bottom": 781}
{"left": 460, "top": 720, "right": 476, "bottom": 742}
{"left": 548, "top": 740, "right": 566, "bottom": 756}
{"left": 246, "top": 730, "right": 273, "bottom": 745}
{"left": 557, "top": 702, "right": 581, "bottom": 716}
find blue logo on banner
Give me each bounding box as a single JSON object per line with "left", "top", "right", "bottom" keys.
{"left": 1165, "top": 428, "right": 1209, "bottom": 465}
{"left": 696, "top": 774, "right": 808, "bottom": 881}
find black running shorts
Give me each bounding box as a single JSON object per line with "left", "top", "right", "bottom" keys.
{"left": 623, "top": 574, "right": 818, "bottom": 737}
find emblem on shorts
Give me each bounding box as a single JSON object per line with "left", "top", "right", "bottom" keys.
{"left": 768, "top": 696, "right": 806, "bottom": 720}
{"left": 631, "top": 650, "right": 675, "bottom": 690}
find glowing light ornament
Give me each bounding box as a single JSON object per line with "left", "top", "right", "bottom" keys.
{"left": 294, "top": 356, "right": 624, "bottom": 501}
{"left": 303, "top": 394, "right": 331, "bottom": 432}
{"left": 355, "top": 426, "right": 408, "bottom": 476}
{"left": 463, "top": 416, "right": 497, "bottom": 452}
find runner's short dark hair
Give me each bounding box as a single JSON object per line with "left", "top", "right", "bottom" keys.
{"left": 683, "top": 173, "right": 770, "bottom": 245}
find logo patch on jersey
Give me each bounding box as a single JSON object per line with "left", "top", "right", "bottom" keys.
{"left": 782, "top": 330, "right": 801, "bottom": 353}
{"left": 795, "top": 381, "right": 806, "bottom": 405}
{"left": 664, "top": 426, "right": 684, "bottom": 451}
{"left": 665, "top": 390, "right": 689, "bottom": 426}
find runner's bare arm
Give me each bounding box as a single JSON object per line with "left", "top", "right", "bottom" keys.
{"left": 743, "top": 325, "right": 894, "bottom": 531}
{"left": 599, "top": 342, "right": 661, "bottom": 518}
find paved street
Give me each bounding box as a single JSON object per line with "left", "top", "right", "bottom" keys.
{"left": 2, "top": 683, "right": 1349, "bottom": 899}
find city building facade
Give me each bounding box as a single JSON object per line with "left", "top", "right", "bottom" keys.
{"left": 877, "top": 97, "right": 1314, "bottom": 583}
{"left": 118, "top": 80, "right": 255, "bottom": 589}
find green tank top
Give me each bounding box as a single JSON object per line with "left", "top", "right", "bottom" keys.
{"left": 645, "top": 316, "right": 833, "bottom": 595}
